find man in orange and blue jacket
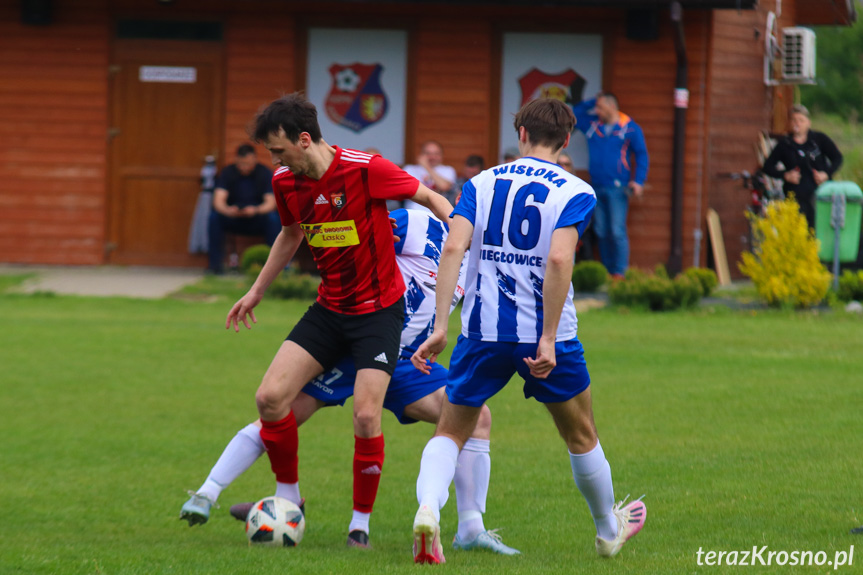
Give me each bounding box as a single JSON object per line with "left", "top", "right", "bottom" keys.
{"left": 571, "top": 93, "right": 649, "bottom": 277}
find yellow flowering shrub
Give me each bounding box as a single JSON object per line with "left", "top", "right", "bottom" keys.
{"left": 739, "top": 196, "right": 832, "bottom": 308}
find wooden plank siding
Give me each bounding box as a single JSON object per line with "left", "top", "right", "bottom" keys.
{"left": 410, "top": 20, "right": 494, "bottom": 169}
{"left": 604, "top": 9, "right": 712, "bottom": 270}
{"left": 705, "top": 0, "right": 793, "bottom": 277}
{"left": 0, "top": 0, "right": 824, "bottom": 272}
{"left": 222, "top": 11, "right": 297, "bottom": 160}
{"left": 0, "top": 1, "right": 110, "bottom": 265}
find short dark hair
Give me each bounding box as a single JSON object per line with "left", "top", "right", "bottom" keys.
{"left": 598, "top": 92, "right": 619, "bottom": 110}
{"left": 465, "top": 154, "right": 484, "bottom": 169}
{"left": 513, "top": 98, "right": 575, "bottom": 152}
{"left": 251, "top": 93, "right": 323, "bottom": 143}
{"left": 236, "top": 143, "right": 256, "bottom": 157}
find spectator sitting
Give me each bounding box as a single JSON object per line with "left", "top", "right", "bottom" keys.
{"left": 403, "top": 140, "right": 456, "bottom": 212}
{"left": 453, "top": 154, "right": 485, "bottom": 202}
{"left": 207, "top": 144, "right": 281, "bottom": 274}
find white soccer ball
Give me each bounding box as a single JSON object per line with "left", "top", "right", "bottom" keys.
{"left": 245, "top": 496, "right": 305, "bottom": 547}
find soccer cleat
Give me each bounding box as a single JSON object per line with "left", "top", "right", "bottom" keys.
{"left": 179, "top": 491, "right": 218, "bottom": 526}
{"left": 346, "top": 529, "right": 371, "bottom": 548}
{"left": 413, "top": 505, "right": 445, "bottom": 564}
{"left": 453, "top": 529, "right": 520, "bottom": 555}
{"left": 595, "top": 495, "right": 646, "bottom": 558}
{"left": 230, "top": 498, "right": 305, "bottom": 522}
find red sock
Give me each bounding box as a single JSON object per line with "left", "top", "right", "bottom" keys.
{"left": 353, "top": 434, "right": 385, "bottom": 513}
{"left": 259, "top": 412, "right": 299, "bottom": 484}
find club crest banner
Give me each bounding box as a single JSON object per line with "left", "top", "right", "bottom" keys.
{"left": 518, "top": 68, "right": 581, "bottom": 106}
{"left": 325, "top": 63, "right": 389, "bottom": 133}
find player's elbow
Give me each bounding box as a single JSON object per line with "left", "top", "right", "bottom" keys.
{"left": 546, "top": 249, "right": 572, "bottom": 270}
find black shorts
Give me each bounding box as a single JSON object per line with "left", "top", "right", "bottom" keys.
{"left": 286, "top": 297, "right": 404, "bottom": 375}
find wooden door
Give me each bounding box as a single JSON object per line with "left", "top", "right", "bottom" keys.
{"left": 108, "top": 39, "right": 223, "bottom": 266}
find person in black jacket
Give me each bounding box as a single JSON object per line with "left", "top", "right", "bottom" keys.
{"left": 207, "top": 144, "right": 281, "bottom": 274}
{"left": 762, "top": 105, "right": 843, "bottom": 229}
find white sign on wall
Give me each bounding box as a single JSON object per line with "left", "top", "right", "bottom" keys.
{"left": 139, "top": 66, "right": 197, "bottom": 84}
{"left": 499, "top": 33, "right": 603, "bottom": 169}
{"left": 307, "top": 28, "right": 408, "bottom": 164}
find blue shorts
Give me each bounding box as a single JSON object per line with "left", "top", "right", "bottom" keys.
{"left": 302, "top": 358, "right": 447, "bottom": 424}
{"left": 445, "top": 335, "right": 591, "bottom": 407}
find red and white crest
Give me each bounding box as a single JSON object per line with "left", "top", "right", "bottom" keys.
{"left": 518, "top": 68, "right": 581, "bottom": 107}
{"left": 325, "top": 63, "right": 389, "bottom": 133}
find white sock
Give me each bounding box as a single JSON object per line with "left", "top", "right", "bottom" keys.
{"left": 455, "top": 438, "right": 490, "bottom": 541}
{"left": 416, "top": 436, "right": 459, "bottom": 522}
{"left": 348, "top": 510, "right": 371, "bottom": 534}
{"left": 197, "top": 424, "right": 265, "bottom": 502}
{"left": 275, "top": 482, "right": 302, "bottom": 506}
{"left": 569, "top": 442, "right": 618, "bottom": 541}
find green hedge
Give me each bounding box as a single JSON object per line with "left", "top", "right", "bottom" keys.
{"left": 837, "top": 270, "right": 863, "bottom": 302}
{"left": 571, "top": 261, "right": 608, "bottom": 293}
{"left": 608, "top": 266, "right": 709, "bottom": 311}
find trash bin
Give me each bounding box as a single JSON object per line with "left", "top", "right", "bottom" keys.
{"left": 815, "top": 181, "right": 863, "bottom": 262}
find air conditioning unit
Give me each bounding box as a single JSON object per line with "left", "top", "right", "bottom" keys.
{"left": 782, "top": 27, "right": 816, "bottom": 84}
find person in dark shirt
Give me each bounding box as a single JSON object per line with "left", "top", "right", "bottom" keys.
{"left": 762, "top": 105, "right": 843, "bottom": 229}
{"left": 207, "top": 144, "right": 281, "bottom": 274}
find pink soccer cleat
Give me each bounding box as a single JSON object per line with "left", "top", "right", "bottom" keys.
{"left": 595, "top": 495, "right": 646, "bottom": 558}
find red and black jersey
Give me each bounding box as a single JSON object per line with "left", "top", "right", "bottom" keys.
{"left": 273, "top": 147, "right": 419, "bottom": 314}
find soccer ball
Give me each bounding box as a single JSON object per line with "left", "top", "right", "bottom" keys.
{"left": 245, "top": 496, "right": 305, "bottom": 547}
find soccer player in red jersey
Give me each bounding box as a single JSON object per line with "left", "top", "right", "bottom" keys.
{"left": 225, "top": 93, "right": 453, "bottom": 548}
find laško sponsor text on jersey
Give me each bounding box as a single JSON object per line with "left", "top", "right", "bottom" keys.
{"left": 480, "top": 248, "right": 543, "bottom": 267}
{"left": 300, "top": 220, "right": 360, "bottom": 248}
{"left": 492, "top": 164, "right": 568, "bottom": 188}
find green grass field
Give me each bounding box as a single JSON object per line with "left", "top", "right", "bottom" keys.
{"left": 1, "top": 290, "right": 861, "bottom": 574}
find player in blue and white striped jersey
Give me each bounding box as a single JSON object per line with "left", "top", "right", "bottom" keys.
{"left": 180, "top": 208, "right": 518, "bottom": 555}
{"left": 411, "top": 98, "right": 645, "bottom": 565}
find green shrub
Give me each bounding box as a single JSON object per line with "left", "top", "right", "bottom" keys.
{"left": 681, "top": 267, "right": 719, "bottom": 297}
{"left": 739, "top": 196, "right": 831, "bottom": 308}
{"left": 837, "top": 269, "right": 863, "bottom": 302}
{"left": 268, "top": 270, "right": 320, "bottom": 301}
{"left": 571, "top": 261, "right": 608, "bottom": 292}
{"left": 608, "top": 265, "right": 703, "bottom": 311}
{"left": 241, "top": 244, "right": 271, "bottom": 275}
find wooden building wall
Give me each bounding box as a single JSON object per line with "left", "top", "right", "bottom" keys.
{"left": 706, "top": 0, "right": 796, "bottom": 277}
{"left": 1, "top": 0, "right": 788, "bottom": 273}
{"left": 0, "top": 1, "right": 109, "bottom": 265}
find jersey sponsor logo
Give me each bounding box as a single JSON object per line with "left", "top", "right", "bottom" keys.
{"left": 315, "top": 193, "right": 328, "bottom": 205}
{"left": 480, "top": 249, "right": 543, "bottom": 267}
{"left": 301, "top": 220, "right": 360, "bottom": 247}
{"left": 325, "top": 63, "right": 389, "bottom": 133}
{"left": 518, "top": 68, "right": 582, "bottom": 106}
{"left": 374, "top": 352, "right": 388, "bottom": 364}
{"left": 330, "top": 191, "right": 345, "bottom": 208}
{"left": 361, "top": 464, "right": 382, "bottom": 475}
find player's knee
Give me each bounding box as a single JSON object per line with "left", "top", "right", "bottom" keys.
{"left": 474, "top": 405, "right": 492, "bottom": 438}
{"left": 255, "top": 386, "right": 284, "bottom": 419}
{"left": 353, "top": 407, "right": 382, "bottom": 436}
{"left": 559, "top": 419, "right": 597, "bottom": 453}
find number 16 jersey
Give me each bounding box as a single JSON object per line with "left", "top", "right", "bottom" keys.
{"left": 452, "top": 156, "right": 596, "bottom": 344}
